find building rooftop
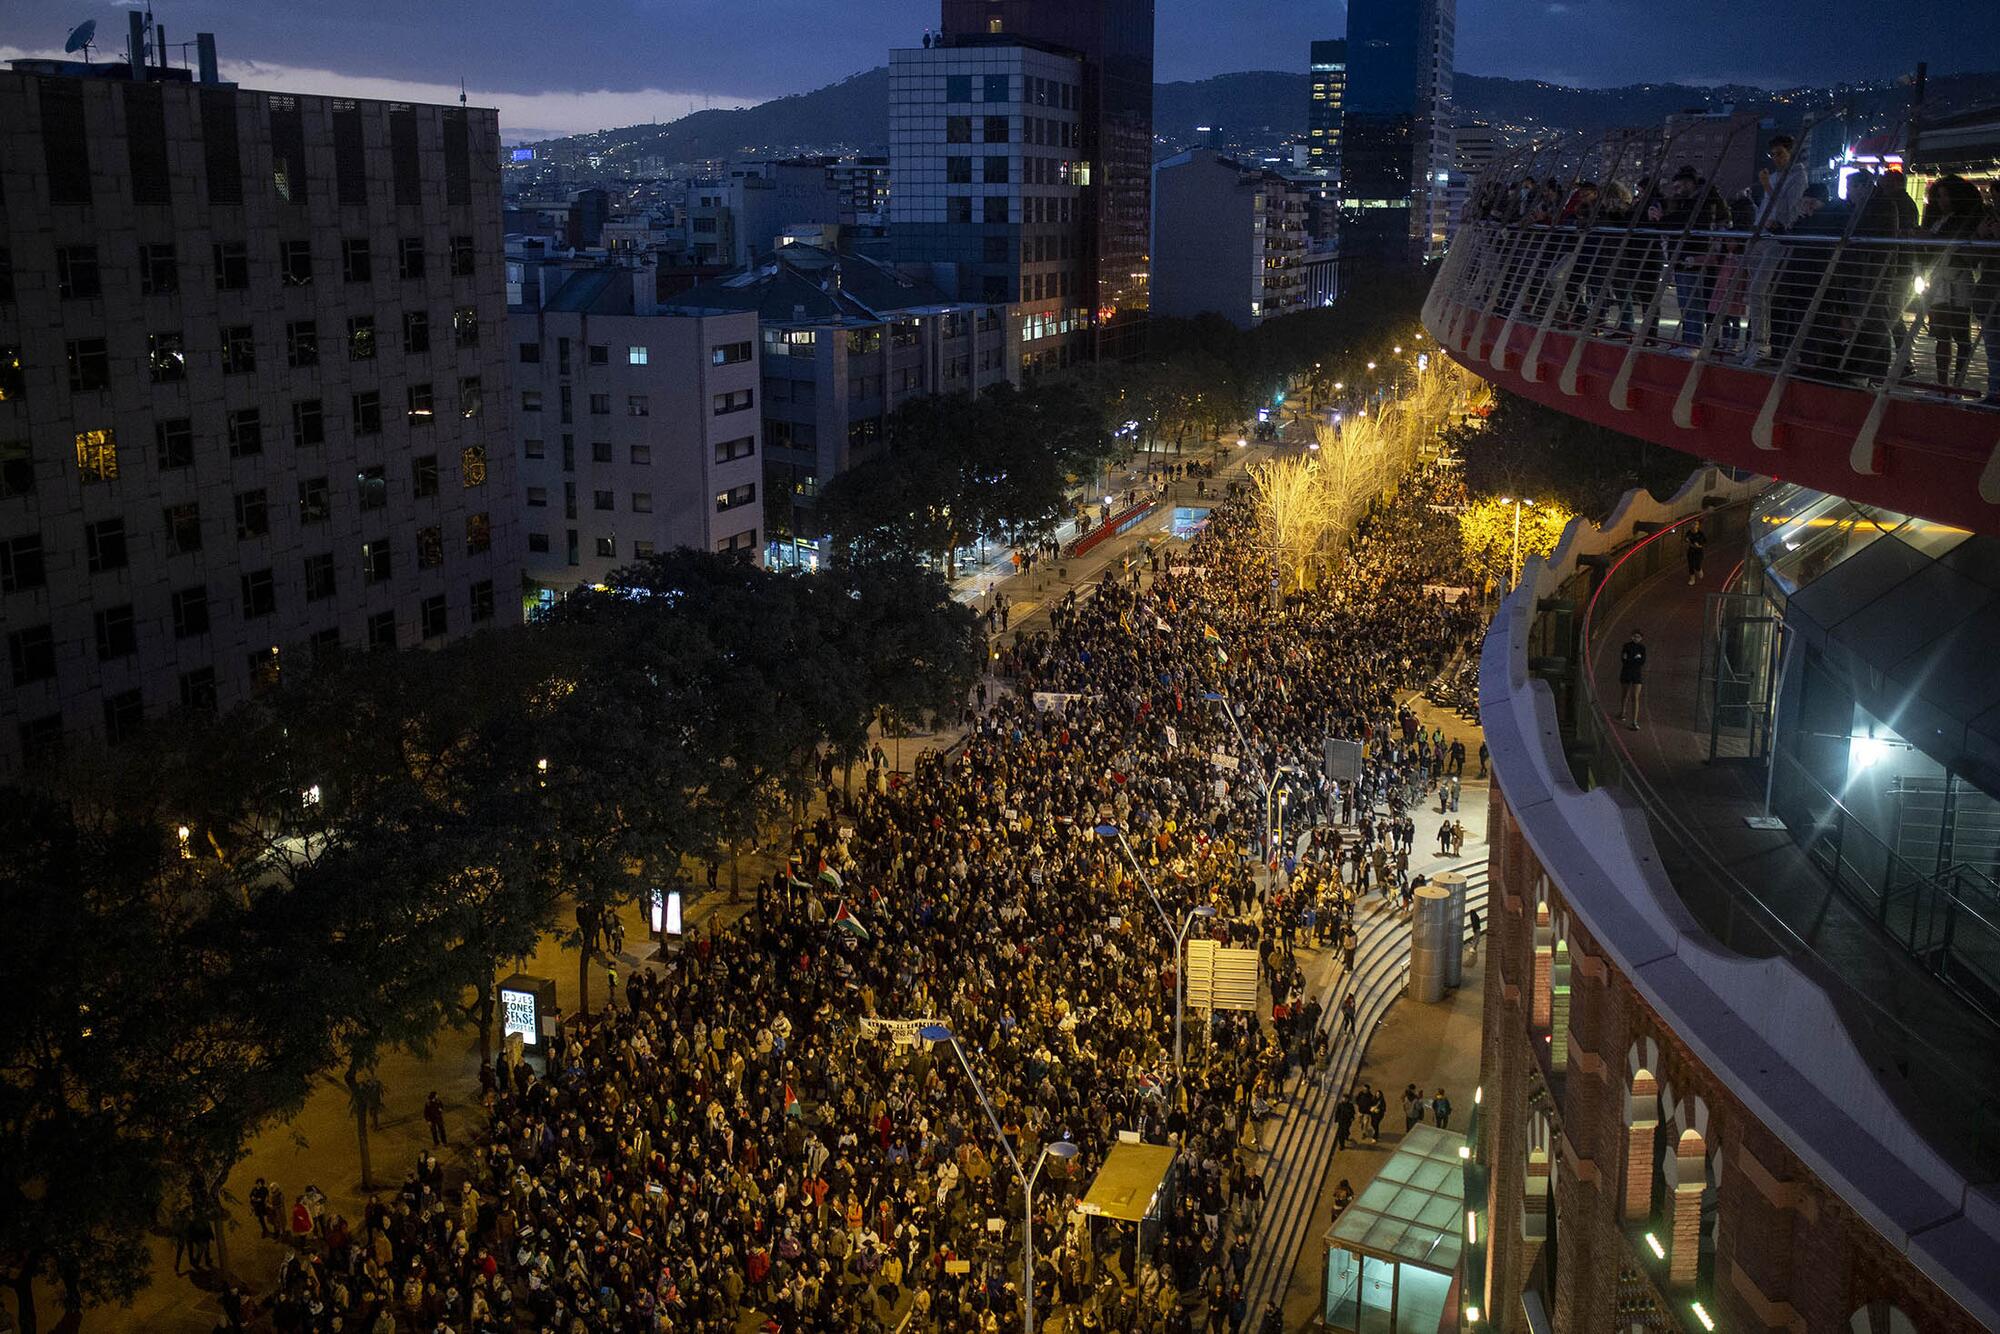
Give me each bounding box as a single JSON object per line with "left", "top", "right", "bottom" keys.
{"left": 662, "top": 243, "right": 959, "bottom": 325}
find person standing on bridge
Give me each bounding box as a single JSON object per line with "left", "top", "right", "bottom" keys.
{"left": 1685, "top": 520, "right": 1707, "bottom": 586}
{"left": 1617, "top": 630, "right": 1647, "bottom": 731}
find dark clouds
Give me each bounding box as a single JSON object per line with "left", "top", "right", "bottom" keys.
{"left": 6, "top": 0, "right": 1995, "bottom": 101}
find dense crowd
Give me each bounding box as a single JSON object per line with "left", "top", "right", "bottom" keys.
{"left": 1464, "top": 136, "right": 2000, "bottom": 403}
{"left": 222, "top": 457, "right": 1482, "bottom": 1334}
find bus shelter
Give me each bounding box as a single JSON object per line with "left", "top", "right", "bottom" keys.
{"left": 1076, "top": 1140, "right": 1178, "bottom": 1261}
{"left": 1322, "top": 1124, "right": 1465, "bottom": 1333}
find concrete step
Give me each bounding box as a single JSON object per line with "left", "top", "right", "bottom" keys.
{"left": 1238, "top": 860, "right": 1489, "bottom": 1322}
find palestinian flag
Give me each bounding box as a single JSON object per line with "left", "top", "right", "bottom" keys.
{"left": 787, "top": 860, "right": 812, "bottom": 893}
{"left": 818, "top": 858, "right": 843, "bottom": 890}
{"left": 1202, "top": 625, "right": 1221, "bottom": 645}
{"left": 833, "top": 901, "right": 870, "bottom": 941}
{"left": 784, "top": 1084, "right": 800, "bottom": 1117}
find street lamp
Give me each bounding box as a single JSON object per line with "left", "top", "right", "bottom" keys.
{"left": 920, "top": 1024, "right": 1079, "bottom": 1334}
{"left": 1093, "top": 825, "right": 1216, "bottom": 1074}
{"left": 1500, "top": 497, "right": 1535, "bottom": 589}
{"left": 1197, "top": 691, "right": 1297, "bottom": 865}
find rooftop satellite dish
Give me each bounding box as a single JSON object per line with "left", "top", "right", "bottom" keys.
{"left": 65, "top": 17, "right": 97, "bottom": 58}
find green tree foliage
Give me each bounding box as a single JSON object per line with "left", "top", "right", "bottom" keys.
{"left": 1449, "top": 387, "right": 1700, "bottom": 519}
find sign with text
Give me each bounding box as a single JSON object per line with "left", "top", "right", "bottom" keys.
{"left": 497, "top": 973, "right": 556, "bottom": 1049}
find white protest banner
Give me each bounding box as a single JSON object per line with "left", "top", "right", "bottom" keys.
{"left": 1210, "top": 750, "right": 1240, "bottom": 772}
{"left": 859, "top": 1016, "right": 943, "bottom": 1045}
{"left": 1032, "top": 691, "right": 1086, "bottom": 712}
{"left": 1164, "top": 724, "right": 1179, "bottom": 750}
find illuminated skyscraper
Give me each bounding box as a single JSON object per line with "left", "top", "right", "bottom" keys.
{"left": 1306, "top": 39, "right": 1347, "bottom": 181}
{"left": 1342, "top": 0, "right": 1454, "bottom": 259}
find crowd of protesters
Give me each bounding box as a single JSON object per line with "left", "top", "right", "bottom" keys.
{"left": 211, "top": 457, "right": 1483, "bottom": 1334}
{"left": 1464, "top": 134, "right": 2000, "bottom": 404}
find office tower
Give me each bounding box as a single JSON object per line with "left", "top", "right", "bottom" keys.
{"left": 0, "top": 51, "right": 519, "bottom": 776}
{"left": 1152, "top": 150, "right": 1316, "bottom": 330}
{"left": 938, "top": 0, "right": 1154, "bottom": 360}
{"left": 889, "top": 41, "right": 1091, "bottom": 375}
{"left": 1307, "top": 39, "right": 1348, "bottom": 181}
{"left": 507, "top": 247, "right": 764, "bottom": 601}
{"left": 1342, "top": 0, "right": 1455, "bottom": 259}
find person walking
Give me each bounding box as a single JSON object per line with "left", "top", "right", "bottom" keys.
{"left": 424, "top": 1090, "right": 448, "bottom": 1146}
{"left": 1431, "top": 1089, "right": 1454, "bottom": 1131}
{"left": 1402, "top": 1083, "right": 1426, "bottom": 1133}
{"left": 1476, "top": 740, "right": 1488, "bottom": 778}
{"left": 1333, "top": 1093, "right": 1356, "bottom": 1155}
{"left": 1685, "top": 520, "right": 1707, "bottom": 586}
{"left": 1617, "top": 630, "right": 1647, "bottom": 731}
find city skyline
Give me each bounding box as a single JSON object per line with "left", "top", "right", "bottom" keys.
{"left": 4, "top": 0, "right": 1997, "bottom": 140}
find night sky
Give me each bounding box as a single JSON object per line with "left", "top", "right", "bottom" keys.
{"left": 3, "top": 0, "right": 1995, "bottom": 139}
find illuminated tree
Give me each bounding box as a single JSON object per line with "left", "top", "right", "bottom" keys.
{"left": 1458, "top": 495, "right": 1576, "bottom": 594}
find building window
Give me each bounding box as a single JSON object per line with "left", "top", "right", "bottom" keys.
{"left": 595, "top": 536, "right": 616, "bottom": 559}
{"left": 234, "top": 489, "right": 269, "bottom": 540}
{"left": 984, "top": 197, "right": 1008, "bottom": 224}
{"left": 521, "top": 389, "right": 543, "bottom": 414}
{"left": 347, "top": 315, "right": 376, "bottom": 361}
{"left": 983, "top": 74, "right": 1010, "bottom": 102}
{"left": 716, "top": 482, "right": 756, "bottom": 513}
{"left": 526, "top": 532, "right": 550, "bottom": 553}
{"left": 417, "top": 525, "right": 444, "bottom": 569}
{"left": 67, "top": 338, "right": 110, "bottom": 392}
{"left": 172, "top": 585, "right": 211, "bottom": 637}
{"left": 309, "top": 628, "right": 341, "bottom": 665}
{"left": 85, "top": 517, "right": 128, "bottom": 573}
{"left": 342, "top": 237, "right": 373, "bottom": 283}
{"left": 227, "top": 408, "right": 263, "bottom": 458}
{"left": 466, "top": 512, "right": 492, "bottom": 555}
{"left": 140, "top": 243, "right": 179, "bottom": 295}
{"left": 593, "top": 489, "right": 614, "bottom": 511}
{"left": 1, "top": 533, "right": 46, "bottom": 592}
{"left": 714, "top": 435, "right": 755, "bottom": 464}
{"left": 519, "top": 342, "right": 542, "bottom": 364}
{"left": 362, "top": 540, "right": 392, "bottom": 585}
{"left": 717, "top": 529, "right": 757, "bottom": 559}
{"left": 713, "top": 388, "right": 754, "bottom": 416}
{"left": 584, "top": 440, "right": 609, "bottom": 464}
{"left": 453, "top": 306, "right": 479, "bottom": 347}
{"left": 710, "top": 341, "right": 752, "bottom": 366}
{"left": 630, "top": 444, "right": 652, "bottom": 465}
{"left": 214, "top": 241, "right": 250, "bottom": 290}
{"left": 526, "top": 486, "right": 548, "bottom": 508}
{"left": 357, "top": 465, "right": 387, "bottom": 510}
{"left": 220, "top": 325, "right": 257, "bottom": 374}
{"left": 412, "top": 453, "right": 439, "bottom": 498}
{"left": 180, "top": 667, "right": 218, "bottom": 712}
{"left": 631, "top": 492, "right": 652, "bottom": 513}
{"left": 984, "top": 115, "right": 1010, "bottom": 144}
{"left": 104, "top": 690, "right": 145, "bottom": 745}
{"left": 403, "top": 310, "right": 431, "bottom": 354}
{"left": 524, "top": 438, "right": 546, "bottom": 460}
{"left": 292, "top": 398, "right": 325, "bottom": 447}
{"left": 984, "top": 156, "right": 1010, "bottom": 184}
{"left": 281, "top": 238, "right": 313, "bottom": 286}
{"left": 287, "top": 319, "right": 319, "bottom": 367}
{"left": 627, "top": 395, "right": 650, "bottom": 417}
{"left": 164, "top": 502, "right": 202, "bottom": 554}
{"left": 628, "top": 345, "right": 650, "bottom": 365}
{"left": 947, "top": 157, "right": 973, "bottom": 185}
{"left": 303, "top": 552, "right": 336, "bottom": 601}
{"left": 450, "top": 235, "right": 476, "bottom": 277}
{"left": 240, "top": 569, "right": 276, "bottom": 619}
{"left": 469, "top": 578, "right": 494, "bottom": 622}
{"left": 299, "top": 476, "right": 330, "bottom": 524}
{"left": 95, "top": 603, "right": 139, "bottom": 657}
{"left": 590, "top": 393, "right": 611, "bottom": 415}
{"left": 367, "top": 610, "right": 397, "bottom": 652}
{"left": 588, "top": 344, "right": 609, "bottom": 366}
{"left": 56, "top": 246, "right": 101, "bottom": 299}
{"left": 0, "top": 346, "right": 22, "bottom": 403}
{"left": 353, "top": 391, "right": 383, "bottom": 435}
{"left": 407, "top": 382, "right": 435, "bottom": 425}
{"left": 399, "top": 237, "right": 426, "bottom": 280}
{"left": 9, "top": 625, "right": 56, "bottom": 685}
{"left": 946, "top": 75, "right": 971, "bottom": 101}
{"left": 148, "top": 333, "right": 187, "bottom": 383}
{"left": 75, "top": 428, "right": 119, "bottom": 483}
{"left": 947, "top": 115, "right": 972, "bottom": 144}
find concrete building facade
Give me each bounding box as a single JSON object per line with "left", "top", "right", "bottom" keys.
{"left": 0, "top": 59, "right": 519, "bottom": 776}
{"left": 507, "top": 249, "right": 763, "bottom": 600}
{"left": 1152, "top": 149, "right": 1316, "bottom": 329}
{"left": 888, "top": 41, "right": 1089, "bottom": 375}
{"left": 1307, "top": 38, "right": 1348, "bottom": 182}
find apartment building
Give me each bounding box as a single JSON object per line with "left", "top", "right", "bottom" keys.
{"left": 507, "top": 247, "right": 763, "bottom": 600}
{"left": 1152, "top": 149, "right": 1322, "bottom": 329}
{"left": 0, "top": 53, "right": 519, "bottom": 776}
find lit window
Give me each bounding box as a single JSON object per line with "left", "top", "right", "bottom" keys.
{"left": 628, "top": 345, "right": 649, "bottom": 365}
{"left": 75, "top": 428, "right": 118, "bottom": 483}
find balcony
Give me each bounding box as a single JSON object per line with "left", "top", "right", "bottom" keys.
{"left": 1483, "top": 472, "right": 2000, "bottom": 1328}
{"left": 1425, "top": 216, "right": 2000, "bottom": 536}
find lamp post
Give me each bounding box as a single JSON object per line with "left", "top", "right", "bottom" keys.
{"left": 920, "top": 1025, "right": 1078, "bottom": 1334}
{"left": 1501, "top": 497, "right": 1535, "bottom": 590}
{"left": 1200, "top": 691, "right": 1289, "bottom": 862}
{"left": 1093, "top": 825, "right": 1216, "bottom": 1074}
